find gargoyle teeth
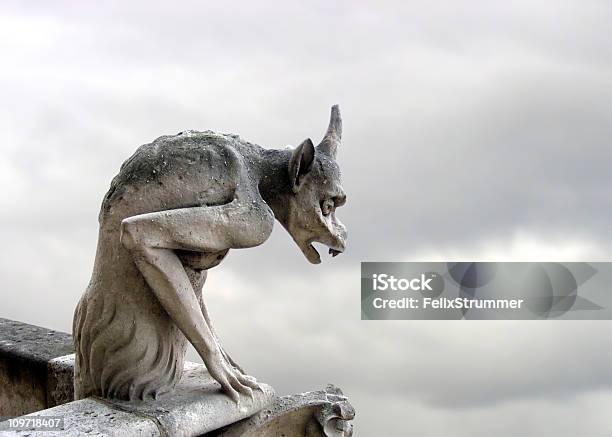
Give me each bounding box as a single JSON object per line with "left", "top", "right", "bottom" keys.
{"left": 329, "top": 248, "right": 342, "bottom": 257}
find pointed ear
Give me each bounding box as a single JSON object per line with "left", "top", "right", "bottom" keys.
{"left": 289, "top": 138, "right": 315, "bottom": 192}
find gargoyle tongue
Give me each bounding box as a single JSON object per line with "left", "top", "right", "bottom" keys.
{"left": 329, "top": 248, "right": 342, "bottom": 257}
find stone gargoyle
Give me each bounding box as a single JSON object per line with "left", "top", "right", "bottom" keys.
{"left": 73, "top": 106, "right": 347, "bottom": 404}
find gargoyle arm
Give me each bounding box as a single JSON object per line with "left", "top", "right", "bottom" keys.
{"left": 119, "top": 195, "right": 273, "bottom": 403}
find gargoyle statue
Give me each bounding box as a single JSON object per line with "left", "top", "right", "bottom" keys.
{"left": 73, "top": 106, "right": 347, "bottom": 404}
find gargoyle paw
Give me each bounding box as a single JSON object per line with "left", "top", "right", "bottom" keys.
{"left": 205, "top": 349, "right": 259, "bottom": 404}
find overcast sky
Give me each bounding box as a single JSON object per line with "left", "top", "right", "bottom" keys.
{"left": 2, "top": 1, "right": 612, "bottom": 435}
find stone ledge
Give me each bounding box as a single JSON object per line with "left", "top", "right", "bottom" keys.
{"left": 98, "top": 361, "right": 276, "bottom": 436}
{"left": 0, "top": 318, "right": 74, "bottom": 417}
{"left": 0, "top": 397, "right": 161, "bottom": 437}
{"left": 215, "top": 385, "right": 354, "bottom": 437}
{"left": 1, "top": 356, "right": 276, "bottom": 437}
{"left": 0, "top": 319, "right": 355, "bottom": 436}
{"left": 0, "top": 318, "right": 74, "bottom": 367}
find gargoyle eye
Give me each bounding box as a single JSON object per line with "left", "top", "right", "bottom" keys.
{"left": 321, "top": 199, "right": 334, "bottom": 216}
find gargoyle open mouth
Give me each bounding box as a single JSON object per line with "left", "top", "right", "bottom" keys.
{"left": 301, "top": 240, "right": 344, "bottom": 264}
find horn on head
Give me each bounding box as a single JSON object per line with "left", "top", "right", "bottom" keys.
{"left": 317, "top": 105, "right": 342, "bottom": 158}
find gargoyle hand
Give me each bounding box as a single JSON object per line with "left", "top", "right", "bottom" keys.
{"left": 202, "top": 345, "right": 260, "bottom": 404}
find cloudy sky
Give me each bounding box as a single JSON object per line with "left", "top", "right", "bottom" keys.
{"left": 2, "top": 1, "right": 612, "bottom": 435}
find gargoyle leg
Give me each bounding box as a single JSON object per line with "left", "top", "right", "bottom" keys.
{"left": 119, "top": 198, "right": 273, "bottom": 403}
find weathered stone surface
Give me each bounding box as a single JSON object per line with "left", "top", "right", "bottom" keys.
{"left": 213, "top": 385, "right": 355, "bottom": 437}
{"left": 0, "top": 398, "right": 160, "bottom": 437}
{"left": 47, "top": 354, "right": 75, "bottom": 408}
{"left": 0, "top": 354, "right": 46, "bottom": 418}
{"left": 0, "top": 319, "right": 74, "bottom": 364}
{"left": 105, "top": 362, "right": 276, "bottom": 436}
{"left": 0, "top": 318, "right": 74, "bottom": 417}
{"left": 0, "top": 361, "right": 276, "bottom": 437}
{"left": 74, "top": 106, "right": 348, "bottom": 404}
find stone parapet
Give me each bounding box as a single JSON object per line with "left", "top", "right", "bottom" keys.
{"left": 0, "top": 318, "right": 74, "bottom": 417}
{"left": 0, "top": 319, "right": 354, "bottom": 436}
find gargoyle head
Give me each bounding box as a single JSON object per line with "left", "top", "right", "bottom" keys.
{"left": 281, "top": 105, "right": 347, "bottom": 264}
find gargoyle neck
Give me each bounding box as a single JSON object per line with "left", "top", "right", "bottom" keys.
{"left": 256, "top": 148, "right": 293, "bottom": 222}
